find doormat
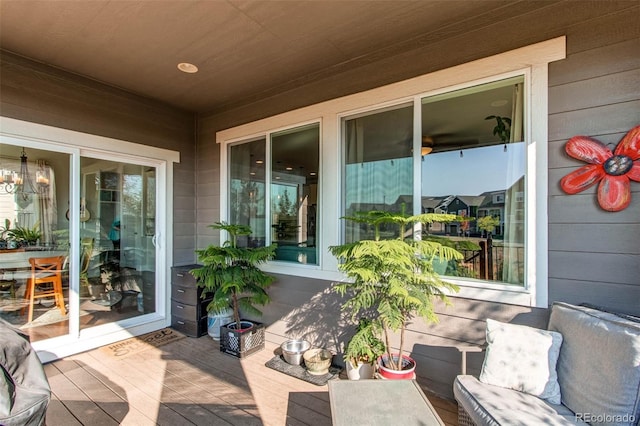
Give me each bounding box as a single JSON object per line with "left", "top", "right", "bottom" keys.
{"left": 101, "top": 327, "right": 185, "bottom": 359}
{"left": 265, "top": 355, "right": 342, "bottom": 386}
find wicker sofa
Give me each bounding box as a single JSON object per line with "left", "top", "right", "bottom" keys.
{"left": 454, "top": 302, "right": 640, "bottom": 426}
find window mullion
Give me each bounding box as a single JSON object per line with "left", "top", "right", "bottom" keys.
{"left": 413, "top": 96, "right": 423, "bottom": 240}
{"left": 265, "top": 134, "right": 272, "bottom": 246}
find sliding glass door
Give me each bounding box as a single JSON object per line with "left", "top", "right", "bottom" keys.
{"left": 0, "top": 141, "right": 162, "bottom": 344}
{"left": 79, "top": 158, "right": 157, "bottom": 331}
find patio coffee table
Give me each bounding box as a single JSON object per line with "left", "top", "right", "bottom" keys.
{"left": 328, "top": 379, "right": 445, "bottom": 426}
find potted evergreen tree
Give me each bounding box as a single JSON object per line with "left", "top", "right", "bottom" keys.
{"left": 330, "top": 209, "right": 463, "bottom": 378}
{"left": 191, "top": 222, "right": 277, "bottom": 358}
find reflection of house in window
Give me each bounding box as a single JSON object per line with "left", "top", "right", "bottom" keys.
{"left": 478, "top": 190, "right": 506, "bottom": 236}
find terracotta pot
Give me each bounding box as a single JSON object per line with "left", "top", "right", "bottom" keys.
{"left": 346, "top": 359, "right": 375, "bottom": 380}
{"left": 377, "top": 354, "right": 416, "bottom": 380}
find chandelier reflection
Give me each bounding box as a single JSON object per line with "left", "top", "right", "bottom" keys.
{"left": 0, "top": 148, "right": 50, "bottom": 208}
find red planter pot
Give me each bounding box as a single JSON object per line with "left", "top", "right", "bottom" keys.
{"left": 377, "top": 354, "right": 416, "bottom": 380}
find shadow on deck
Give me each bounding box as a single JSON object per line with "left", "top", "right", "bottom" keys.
{"left": 44, "top": 331, "right": 458, "bottom": 425}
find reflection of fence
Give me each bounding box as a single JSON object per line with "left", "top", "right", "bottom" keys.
{"left": 460, "top": 239, "right": 524, "bottom": 283}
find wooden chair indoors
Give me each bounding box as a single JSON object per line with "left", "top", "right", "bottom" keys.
{"left": 23, "top": 256, "right": 67, "bottom": 323}
{"left": 79, "top": 237, "right": 94, "bottom": 296}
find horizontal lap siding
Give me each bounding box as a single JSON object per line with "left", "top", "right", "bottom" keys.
{"left": 0, "top": 51, "right": 197, "bottom": 266}
{"left": 547, "top": 6, "right": 640, "bottom": 317}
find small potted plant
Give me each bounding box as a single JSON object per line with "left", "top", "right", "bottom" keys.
{"left": 329, "top": 207, "right": 463, "bottom": 379}
{"left": 343, "top": 318, "right": 385, "bottom": 380}
{"left": 191, "top": 222, "right": 277, "bottom": 358}
{"left": 6, "top": 221, "right": 41, "bottom": 247}
{"left": 485, "top": 115, "right": 511, "bottom": 143}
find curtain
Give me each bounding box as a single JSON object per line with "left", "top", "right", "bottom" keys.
{"left": 37, "top": 161, "right": 57, "bottom": 246}
{"left": 503, "top": 83, "right": 524, "bottom": 285}
{"left": 345, "top": 118, "right": 413, "bottom": 242}
{"left": 509, "top": 83, "right": 524, "bottom": 143}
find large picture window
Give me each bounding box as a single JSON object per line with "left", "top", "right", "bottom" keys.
{"left": 229, "top": 138, "right": 267, "bottom": 247}
{"left": 228, "top": 123, "right": 320, "bottom": 265}
{"left": 340, "top": 76, "right": 526, "bottom": 287}
{"left": 421, "top": 76, "right": 526, "bottom": 286}
{"left": 343, "top": 104, "right": 413, "bottom": 243}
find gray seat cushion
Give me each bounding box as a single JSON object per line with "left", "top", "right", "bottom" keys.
{"left": 454, "top": 375, "right": 584, "bottom": 426}
{"left": 548, "top": 302, "right": 640, "bottom": 426}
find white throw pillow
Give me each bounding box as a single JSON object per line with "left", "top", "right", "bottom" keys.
{"left": 479, "top": 319, "right": 563, "bottom": 404}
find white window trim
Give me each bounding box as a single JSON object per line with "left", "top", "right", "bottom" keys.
{"left": 0, "top": 116, "right": 179, "bottom": 361}
{"left": 221, "top": 119, "right": 323, "bottom": 266}
{"left": 217, "top": 37, "right": 566, "bottom": 308}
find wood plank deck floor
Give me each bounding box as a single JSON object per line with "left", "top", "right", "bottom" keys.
{"left": 44, "top": 331, "right": 459, "bottom": 425}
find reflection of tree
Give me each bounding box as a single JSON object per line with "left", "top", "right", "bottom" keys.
{"left": 477, "top": 215, "right": 500, "bottom": 237}
{"left": 239, "top": 181, "right": 258, "bottom": 221}
{"left": 123, "top": 175, "right": 142, "bottom": 217}
{"left": 277, "top": 188, "right": 296, "bottom": 216}
{"left": 425, "top": 234, "right": 479, "bottom": 278}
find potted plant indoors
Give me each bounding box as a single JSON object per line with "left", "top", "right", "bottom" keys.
{"left": 343, "top": 318, "right": 386, "bottom": 380}
{"left": 329, "top": 208, "right": 463, "bottom": 379}
{"left": 485, "top": 115, "right": 511, "bottom": 143}
{"left": 6, "top": 221, "right": 41, "bottom": 247}
{"left": 191, "top": 222, "right": 277, "bottom": 358}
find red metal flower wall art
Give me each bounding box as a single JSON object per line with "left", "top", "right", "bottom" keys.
{"left": 560, "top": 125, "right": 640, "bottom": 212}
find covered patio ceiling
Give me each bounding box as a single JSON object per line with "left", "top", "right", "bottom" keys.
{"left": 0, "top": 1, "right": 560, "bottom": 116}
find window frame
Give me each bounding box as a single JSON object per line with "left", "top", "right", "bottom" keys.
{"left": 221, "top": 120, "right": 322, "bottom": 267}
{"left": 217, "top": 37, "right": 565, "bottom": 307}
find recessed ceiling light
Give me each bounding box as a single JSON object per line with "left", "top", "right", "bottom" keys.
{"left": 286, "top": 167, "right": 293, "bottom": 171}
{"left": 490, "top": 99, "right": 508, "bottom": 107}
{"left": 256, "top": 160, "right": 264, "bottom": 164}
{"left": 177, "top": 62, "right": 198, "bottom": 73}
{"left": 310, "top": 172, "right": 317, "bottom": 176}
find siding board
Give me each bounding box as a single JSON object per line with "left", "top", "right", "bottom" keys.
{"left": 549, "top": 69, "right": 640, "bottom": 114}
{"left": 548, "top": 100, "right": 640, "bottom": 142}
{"left": 550, "top": 193, "right": 639, "bottom": 224}
{"left": 1, "top": 52, "right": 194, "bottom": 148}
{"left": 549, "top": 251, "right": 640, "bottom": 286}
{"left": 561, "top": 4, "right": 640, "bottom": 54}
{"left": 549, "top": 278, "right": 640, "bottom": 316}
{"left": 549, "top": 37, "right": 640, "bottom": 86}
{"left": 549, "top": 223, "right": 640, "bottom": 254}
